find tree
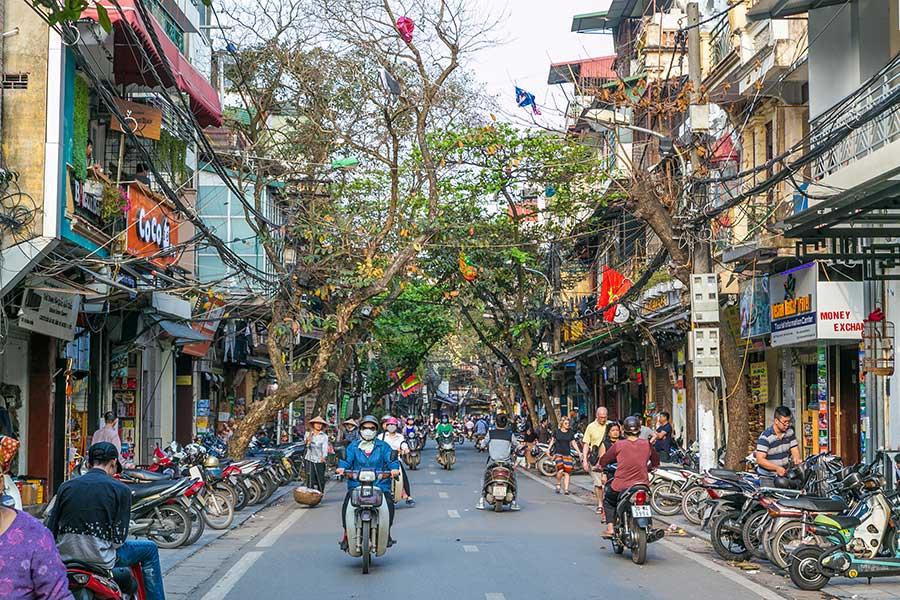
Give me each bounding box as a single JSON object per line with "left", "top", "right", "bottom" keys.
{"left": 425, "top": 122, "right": 607, "bottom": 429}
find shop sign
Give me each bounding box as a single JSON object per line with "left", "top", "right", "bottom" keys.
{"left": 643, "top": 294, "right": 670, "bottom": 313}
{"left": 749, "top": 362, "right": 768, "bottom": 405}
{"left": 739, "top": 275, "right": 771, "bottom": 338}
{"left": 770, "top": 263, "right": 817, "bottom": 347}
{"left": 110, "top": 99, "right": 162, "bottom": 140}
{"left": 18, "top": 289, "right": 81, "bottom": 341}
{"left": 176, "top": 375, "right": 192, "bottom": 386}
{"left": 125, "top": 184, "right": 180, "bottom": 267}
{"left": 182, "top": 296, "right": 226, "bottom": 358}
{"left": 816, "top": 281, "right": 864, "bottom": 340}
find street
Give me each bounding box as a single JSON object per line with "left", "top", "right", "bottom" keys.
{"left": 165, "top": 442, "right": 784, "bottom": 600}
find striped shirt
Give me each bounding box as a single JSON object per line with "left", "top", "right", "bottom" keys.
{"left": 755, "top": 426, "right": 798, "bottom": 475}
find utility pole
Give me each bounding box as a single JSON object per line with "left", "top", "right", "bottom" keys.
{"left": 686, "top": 1, "right": 719, "bottom": 471}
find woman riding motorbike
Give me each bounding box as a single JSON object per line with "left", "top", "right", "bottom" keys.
{"left": 379, "top": 417, "right": 415, "bottom": 506}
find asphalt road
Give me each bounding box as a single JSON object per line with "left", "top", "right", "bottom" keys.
{"left": 182, "top": 441, "right": 783, "bottom": 600}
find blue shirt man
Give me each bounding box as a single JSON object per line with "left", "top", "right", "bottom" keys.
{"left": 475, "top": 418, "right": 489, "bottom": 436}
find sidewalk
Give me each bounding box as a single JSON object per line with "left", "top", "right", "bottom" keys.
{"left": 565, "top": 473, "right": 900, "bottom": 600}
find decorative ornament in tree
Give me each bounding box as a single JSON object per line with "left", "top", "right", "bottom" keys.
{"left": 458, "top": 252, "right": 477, "bottom": 282}
{"left": 396, "top": 16, "right": 415, "bottom": 43}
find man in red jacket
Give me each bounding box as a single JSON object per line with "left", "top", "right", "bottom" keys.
{"left": 598, "top": 415, "right": 660, "bottom": 536}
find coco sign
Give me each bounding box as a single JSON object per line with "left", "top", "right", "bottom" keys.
{"left": 125, "top": 184, "right": 179, "bottom": 268}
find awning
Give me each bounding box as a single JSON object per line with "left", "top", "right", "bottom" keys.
{"left": 82, "top": 1, "right": 222, "bottom": 127}
{"left": 747, "top": 0, "right": 848, "bottom": 21}
{"left": 551, "top": 344, "right": 596, "bottom": 366}
{"left": 548, "top": 55, "right": 616, "bottom": 85}
{"left": 158, "top": 319, "right": 212, "bottom": 344}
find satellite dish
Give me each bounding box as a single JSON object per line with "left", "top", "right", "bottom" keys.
{"left": 613, "top": 304, "right": 631, "bottom": 324}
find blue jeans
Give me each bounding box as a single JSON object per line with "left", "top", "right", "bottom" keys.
{"left": 116, "top": 539, "right": 165, "bottom": 600}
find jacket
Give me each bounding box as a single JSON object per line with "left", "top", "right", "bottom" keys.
{"left": 338, "top": 439, "right": 399, "bottom": 493}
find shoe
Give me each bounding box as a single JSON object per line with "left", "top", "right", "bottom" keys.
{"left": 594, "top": 507, "right": 603, "bottom": 514}
{"left": 388, "top": 537, "right": 397, "bottom": 548}
{"left": 339, "top": 537, "right": 349, "bottom": 552}
{"left": 564, "top": 490, "right": 570, "bottom": 495}
{"left": 406, "top": 498, "right": 416, "bottom": 506}
{"left": 555, "top": 486, "right": 561, "bottom": 494}
{"left": 476, "top": 498, "right": 485, "bottom": 510}
{"left": 510, "top": 502, "right": 521, "bottom": 511}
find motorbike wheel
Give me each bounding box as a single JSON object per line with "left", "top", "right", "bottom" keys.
{"left": 650, "top": 481, "right": 682, "bottom": 516}
{"left": 148, "top": 504, "right": 192, "bottom": 549}
{"left": 789, "top": 546, "right": 830, "bottom": 591}
{"left": 631, "top": 527, "right": 648, "bottom": 565}
{"left": 680, "top": 486, "right": 706, "bottom": 526}
{"left": 201, "top": 490, "right": 235, "bottom": 530}
{"left": 361, "top": 521, "right": 371, "bottom": 575}
{"left": 770, "top": 520, "right": 805, "bottom": 570}
{"left": 245, "top": 477, "right": 264, "bottom": 505}
{"left": 494, "top": 501, "right": 503, "bottom": 513}
{"left": 214, "top": 481, "right": 239, "bottom": 510}
{"left": 710, "top": 510, "right": 751, "bottom": 562}
{"left": 185, "top": 507, "right": 206, "bottom": 546}
{"left": 538, "top": 458, "right": 557, "bottom": 478}
{"left": 232, "top": 480, "right": 249, "bottom": 512}
{"left": 741, "top": 510, "right": 769, "bottom": 560}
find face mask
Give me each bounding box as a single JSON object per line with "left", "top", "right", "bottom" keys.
{"left": 360, "top": 429, "right": 377, "bottom": 441}
{"left": 386, "top": 424, "right": 397, "bottom": 433}
{"left": 442, "top": 419, "right": 448, "bottom": 424}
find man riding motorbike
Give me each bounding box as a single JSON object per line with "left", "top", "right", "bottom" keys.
{"left": 337, "top": 415, "right": 400, "bottom": 550}
{"left": 597, "top": 416, "right": 659, "bottom": 537}
{"left": 46, "top": 442, "right": 167, "bottom": 600}
{"left": 435, "top": 415, "right": 454, "bottom": 439}
{"left": 477, "top": 414, "right": 520, "bottom": 511}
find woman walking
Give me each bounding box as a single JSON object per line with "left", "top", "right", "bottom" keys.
{"left": 304, "top": 416, "right": 331, "bottom": 493}
{"left": 594, "top": 421, "right": 622, "bottom": 517}
{"left": 548, "top": 416, "right": 581, "bottom": 495}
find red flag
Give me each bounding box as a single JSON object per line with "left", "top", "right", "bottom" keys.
{"left": 598, "top": 266, "right": 632, "bottom": 322}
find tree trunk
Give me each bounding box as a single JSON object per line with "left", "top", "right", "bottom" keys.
{"left": 533, "top": 374, "right": 559, "bottom": 429}
{"left": 720, "top": 321, "right": 751, "bottom": 469}
{"left": 312, "top": 340, "right": 354, "bottom": 418}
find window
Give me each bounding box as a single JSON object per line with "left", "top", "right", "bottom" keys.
{"left": 2, "top": 73, "right": 28, "bottom": 90}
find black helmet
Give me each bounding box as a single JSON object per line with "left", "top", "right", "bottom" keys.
{"left": 359, "top": 415, "right": 379, "bottom": 428}
{"left": 622, "top": 416, "right": 642, "bottom": 436}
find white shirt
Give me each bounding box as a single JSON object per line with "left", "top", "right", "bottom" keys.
{"left": 380, "top": 432, "right": 405, "bottom": 451}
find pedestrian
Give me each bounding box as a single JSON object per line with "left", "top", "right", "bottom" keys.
{"left": 653, "top": 411, "right": 674, "bottom": 463}
{"left": 581, "top": 407, "right": 610, "bottom": 513}
{"left": 634, "top": 414, "right": 654, "bottom": 441}
{"left": 755, "top": 406, "right": 800, "bottom": 477}
{"left": 91, "top": 411, "right": 123, "bottom": 465}
{"left": 548, "top": 416, "right": 581, "bottom": 495}
{"left": 521, "top": 417, "right": 539, "bottom": 469}
{"left": 304, "top": 416, "right": 331, "bottom": 493}
{"left": 537, "top": 417, "right": 551, "bottom": 444}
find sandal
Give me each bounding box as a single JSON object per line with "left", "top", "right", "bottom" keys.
{"left": 564, "top": 490, "right": 570, "bottom": 495}
{"left": 555, "top": 486, "right": 561, "bottom": 494}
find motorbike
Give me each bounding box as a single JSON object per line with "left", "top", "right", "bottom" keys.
{"left": 482, "top": 460, "right": 517, "bottom": 512}
{"left": 474, "top": 433, "right": 487, "bottom": 453}
{"left": 537, "top": 445, "right": 586, "bottom": 477}
{"left": 122, "top": 477, "right": 195, "bottom": 549}
{"left": 65, "top": 560, "right": 145, "bottom": 600}
{"left": 404, "top": 433, "right": 421, "bottom": 470}
{"left": 343, "top": 470, "right": 393, "bottom": 574}
{"left": 2, "top": 473, "right": 22, "bottom": 509}
{"left": 608, "top": 483, "right": 665, "bottom": 565}
{"left": 436, "top": 433, "right": 456, "bottom": 470}
{"left": 649, "top": 466, "right": 692, "bottom": 516}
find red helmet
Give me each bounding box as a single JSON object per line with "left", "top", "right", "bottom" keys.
{"left": 384, "top": 416, "right": 400, "bottom": 427}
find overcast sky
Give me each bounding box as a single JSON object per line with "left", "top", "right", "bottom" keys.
{"left": 466, "top": 0, "right": 614, "bottom": 126}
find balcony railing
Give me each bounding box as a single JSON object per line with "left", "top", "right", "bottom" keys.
{"left": 810, "top": 53, "right": 900, "bottom": 180}
{"left": 709, "top": 19, "right": 734, "bottom": 69}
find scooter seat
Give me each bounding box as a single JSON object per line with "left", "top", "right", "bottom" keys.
{"left": 125, "top": 480, "right": 180, "bottom": 500}
{"left": 828, "top": 515, "right": 861, "bottom": 530}
{"left": 121, "top": 469, "right": 170, "bottom": 482}
{"left": 708, "top": 469, "right": 746, "bottom": 482}
{"left": 65, "top": 560, "right": 109, "bottom": 576}
{"left": 111, "top": 567, "right": 137, "bottom": 594}
{"left": 779, "top": 496, "right": 847, "bottom": 513}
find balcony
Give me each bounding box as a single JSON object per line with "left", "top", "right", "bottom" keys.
{"left": 810, "top": 53, "right": 900, "bottom": 181}
{"left": 709, "top": 19, "right": 735, "bottom": 70}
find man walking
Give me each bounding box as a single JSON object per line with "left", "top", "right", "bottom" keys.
{"left": 755, "top": 406, "right": 801, "bottom": 477}
{"left": 581, "top": 407, "right": 609, "bottom": 513}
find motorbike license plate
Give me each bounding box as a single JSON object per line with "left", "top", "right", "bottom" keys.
{"left": 492, "top": 485, "right": 507, "bottom": 498}
{"left": 632, "top": 505, "right": 652, "bottom": 518}
{"left": 189, "top": 466, "right": 203, "bottom": 479}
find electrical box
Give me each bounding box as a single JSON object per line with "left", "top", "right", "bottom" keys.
{"left": 690, "top": 104, "right": 710, "bottom": 132}
{"left": 691, "top": 273, "right": 720, "bottom": 323}
{"left": 692, "top": 328, "right": 721, "bottom": 378}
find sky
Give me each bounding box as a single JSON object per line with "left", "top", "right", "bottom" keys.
{"left": 466, "top": 0, "right": 614, "bottom": 127}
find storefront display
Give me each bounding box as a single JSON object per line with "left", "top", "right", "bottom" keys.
{"left": 112, "top": 348, "right": 140, "bottom": 463}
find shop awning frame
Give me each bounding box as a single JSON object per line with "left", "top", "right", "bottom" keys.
{"left": 81, "top": 1, "right": 223, "bottom": 127}
{"left": 157, "top": 319, "right": 211, "bottom": 344}
{"left": 746, "top": 0, "right": 849, "bottom": 22}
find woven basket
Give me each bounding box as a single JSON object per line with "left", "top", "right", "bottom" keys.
{"left": 293, "top": 486, "right": 323, "bottom": 506}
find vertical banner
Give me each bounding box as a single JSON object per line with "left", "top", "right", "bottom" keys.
{"left": 859, "top": 342, "right": 867, "bottom": 457}
{"left": 817, "top": 344, "right": 829, "bottom": 452}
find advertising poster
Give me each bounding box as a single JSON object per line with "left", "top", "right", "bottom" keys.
{"left": 770, "top": 263, "right": 817, "bottom": 347}
{"left": 749, "top": 362, "right": 768, "bottom": 405}
{"left": 817, "top": 345, "right": 829, "bottom": 451}
{"left": 740, "top": 275, "right": 771, "bottom": 338}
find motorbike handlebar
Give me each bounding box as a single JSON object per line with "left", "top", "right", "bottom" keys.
{"left": 343, "top": 470, "right": 394, "bottom": 480}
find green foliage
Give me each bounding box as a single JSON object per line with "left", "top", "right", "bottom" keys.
{"left": 71, "top": 76, "right": 90, "bottom": 182}
{"left": 156, "top": 131, "right": 188, "bottom": 185}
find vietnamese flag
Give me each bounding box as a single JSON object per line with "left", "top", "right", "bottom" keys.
{"left": 598, "top": 266, "right": 632, "bottom": 322}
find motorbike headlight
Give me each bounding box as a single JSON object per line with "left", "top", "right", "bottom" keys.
{"left": 358, "top": 471, "right": 377, "bottom": 483}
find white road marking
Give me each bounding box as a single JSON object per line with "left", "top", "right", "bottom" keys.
{"left": 255, "top": 508, "right": 308, "bottom": 548}
{"left": 658, "top": 539, "right": 786, "bottom": 600}
{"left": 447, "top": 509, "right": 460, "bottom": 518}
{"left": 438, "top": 491, "right": 449, "bottom": 499}
{"left": 463, "top": 545, "right": 479, "bottom": 553}
{"left": 485, "top": 594, "right": 505, "bottom": 600}
{"left": 433, "top": 479, "right": 442, "bottom": 484}
{"left": 429, "top": 471, "right": 437, "bottom": 475}
{"left": 200, "top": 551, "right": 262, "bottom": 600}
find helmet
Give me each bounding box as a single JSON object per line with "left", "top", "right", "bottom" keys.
{"left": 384, "top": 416, "right": 400, "bottom": 427}
{"left": 622, "top": 416, "right": 642, "bottom": 436}
{"left": 359, "top": 415, "right": 379, "bottom": 428}
{"left": 203, "top": 455, "right": 220, "bottom": 468}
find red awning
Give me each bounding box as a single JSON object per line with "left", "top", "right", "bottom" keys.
{"left": 82, "top": 1, "right": 222, "bottom": 127}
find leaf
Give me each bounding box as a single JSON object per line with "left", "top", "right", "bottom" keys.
{"left": 94, "top": 3, "right": 112, "bottom": 33}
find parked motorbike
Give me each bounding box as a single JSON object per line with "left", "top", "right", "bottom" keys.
{"left": 608, "top": 484, "right": 665, "bottom": 565}
{"left": 649, "top": 466, "right": 692, "bottom": 516}
{"left": 481, "top": 460, "right": 517, "bottom": 512}
{"left": 65, "top": 560, "right": 145, "bottom": 600}
{"left": 342, "top": 470, "right": 393, "bottom": 574}
{"left": 436, "top": 433, "right": 456, "bottom": 470}
{"left": 537, "top": 445, "right": 586, "bottom": 478}
{"left": 122, "top": 477, "right": 195, "bottom": 549}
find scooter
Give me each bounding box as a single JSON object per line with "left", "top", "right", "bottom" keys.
{"left": 474, "top": 434, "right": 487, "bottom": 453}
{"left": 343, "top": 470, "right": 393, "bottom": 574}
{"left": 481, "top": 460, "right": 517, "bottom": 512}
{"left": 436, "top": 433, "right": 456, "bottom": 470}
{"left": 65, "top": 560, "right": 146, "bottom": 600}
{"left": 649, "top": 467, "right": 690, "bottom": 516}
{"left": 404, "top": 434, "right": 421, "bottom": 470}
{"left": 609, "top": 483, "right": 665, "bottom": 565}
{"left": 2, "top": 473, "right": 21, "bottom": 509}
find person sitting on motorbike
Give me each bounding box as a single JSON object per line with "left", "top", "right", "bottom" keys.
{"left": 435, "top": 415, "right": 454, "bottom": 439}
{"left": 478, "top": 413, "right": 520, "bottom": 510}
{"left": 46, "top": 442, "right": 167, "bottom": 600}
{"left": 337, "top": 415, "right": 400, "bottom": 549}
{"left": 404, "top": 417, "right": 417, "bottom": 439}
{"left": 475, "top": 415, "right": 489, "bottom": 438}
{"left": 379, "top": 417, "right": 415, "bottom": 506}
{"left": 597, "top": 416, "right": 659, "bottom": 537}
